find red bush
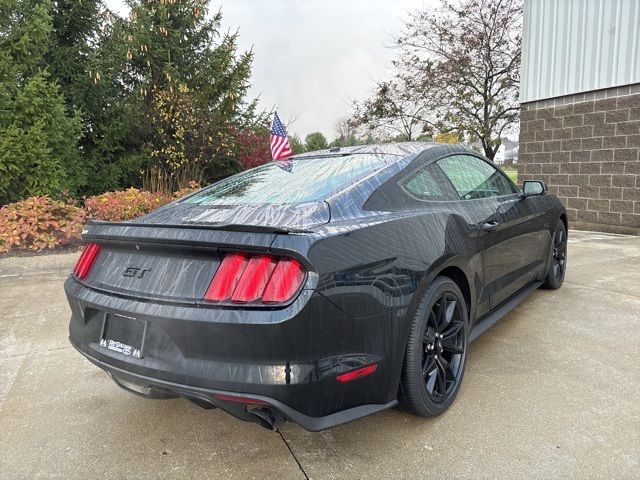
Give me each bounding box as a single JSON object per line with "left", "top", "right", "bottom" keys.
{"left": 0, "top": 197, "right": 86, "bottom": 253}
{"left": 84, "top": 188, "right": 171, "bottom": 222}
{"left": 236, "top": 129, "right": 271, "bottom": 170}
{"left": 0, "top": 184, "right": 202, "bottom": 254}
{"left": 85, "top": 184, "right": 200, "bottom": 222}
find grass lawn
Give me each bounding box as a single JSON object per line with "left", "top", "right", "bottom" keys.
{"left": 502, "top": 167, "right": 518, "bottom": 185}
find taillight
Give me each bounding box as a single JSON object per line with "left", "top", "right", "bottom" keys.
{"left": 204, "top": 253, "right": 305, "bottom": 305}
{"left": 262, "top": 258, "right": 305, "bottom": 303}
{"left": 231, "top": 256, "right": 277, "bottom": 303}
{"left": 203, "top": 253, "right": 248, "bottom": 301}
{"left": 73, "top": 243, "right": 101, "bottom": 279}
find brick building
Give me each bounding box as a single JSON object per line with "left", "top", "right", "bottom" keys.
{"left": 518, "top": 0, "right": 640, "bottom": 235}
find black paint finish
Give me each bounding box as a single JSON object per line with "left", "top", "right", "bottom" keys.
{"left": 66, "top": 142, "right": 566, "bottom": 430}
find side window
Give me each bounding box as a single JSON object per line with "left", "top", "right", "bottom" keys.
{"left": 437, "top": 155, "right": 517, "bottom": 200}
{"left": 400, "top": 165, "right": 447, "bottom": 200}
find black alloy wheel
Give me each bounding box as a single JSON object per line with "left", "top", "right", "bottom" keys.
{"left": 421, "top": 292, "right": 466, "bottom": 403}
{"left": 399, "top": 276, "right": 469, "bottom": 416}
{"left": 543, "top": 220, "right": 567, "bottom": 289}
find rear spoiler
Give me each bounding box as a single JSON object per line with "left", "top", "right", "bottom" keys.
{"left": 89, "top": 220, "right": 312, "bottom": 234}
{"left": 81, "top": 220, "right": 311, "bottom": 250}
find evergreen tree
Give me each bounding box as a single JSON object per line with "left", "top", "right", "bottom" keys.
{"left": 288, "top": 134, "right": 305, "bottom": 154}
{"left": 0, "top": 0, "right": 264, "bottom": 199}
{"left": 46, "top": 0, "right": 103, "bottom": 111}
{"left": 0, "top": 0, "right": 83, "bottom": 203}
{"left": 44, "top": 0, "right": 129, "bottom": 195}
{"left": 304, "top": 132, "right": 328, "bottom": 151}
{"left": 75, "top": 11, "right": 144, "bottom": 194}
{"left": 117, "top": 0, "right": 262, "bottom": 192}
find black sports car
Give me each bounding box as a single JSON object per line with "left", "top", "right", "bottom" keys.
{"left": 66, "top": 143, "right": 567, "bottom": 431}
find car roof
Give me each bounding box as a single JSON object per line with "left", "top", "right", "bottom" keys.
{"left": 292, "top": 141, "right": 440, "bottom": 159}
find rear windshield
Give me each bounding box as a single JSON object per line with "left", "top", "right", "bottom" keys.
{"left": 183, "top": 154, "right": 392, "bottom": 205}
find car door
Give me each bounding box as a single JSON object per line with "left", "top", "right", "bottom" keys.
{"left": 436, "top": 154, "right": 547, "bottom": 310}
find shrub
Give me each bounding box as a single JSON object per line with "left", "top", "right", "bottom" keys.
{"left": 85, "top": 184, "right": 201, "bottom": 222}
{"left": 84, "top": 188, "right": 171, "bottom": 222}
{"left": 0, "top": 184, "right": 204, "bottom": 253}
{"left": 236, "top": 128, "right": 271, "bottom": 171}
{"left": 0, "top": 197, "right": 85, "bottom": 253}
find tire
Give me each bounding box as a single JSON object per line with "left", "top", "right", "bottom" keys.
{"left": 399, "top": 276, "right": 469, "bottom": 417}
{"left": 542, "top": 220, "right": 567, "bottom": 290}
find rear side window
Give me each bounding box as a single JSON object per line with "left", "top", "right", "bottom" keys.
{"left": 183, "top": 154, "right": 392, "bottom": 205}
{"left": 437, "top": 155, "right": 517, "bottom": 200}
{"left": 401, "top": 165, "right": 447, "bottom": 200}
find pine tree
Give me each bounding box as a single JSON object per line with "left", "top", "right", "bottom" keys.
{"left": 46, "top": 0, "right": 103, "bottom": 110}
{"left": 119, "top": 0, "right": 263, "bottom": 192}
{"left": 0, "top": 0, "right": 83, "bottom": 203}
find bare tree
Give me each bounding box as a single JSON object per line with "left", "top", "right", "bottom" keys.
{"left": 349, "top": 73, "right": 435, "bottom": 141}
{"left": 329, "top": 118, "right": 354, "bottom": 147}
{"left": 396, "top": 0, "right": 522, "bottom": 160}
{"left": 334, "top": 117, "right": 355, "bottom": 141}
{"left": 351, "top": 0, "right": 522, "bottom": 160}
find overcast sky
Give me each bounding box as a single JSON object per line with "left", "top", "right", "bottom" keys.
{"left": 104, "top": 0, "right": 437, "bottom": 139}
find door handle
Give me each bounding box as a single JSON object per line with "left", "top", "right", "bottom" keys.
{"left": 481, "top": 220, "right": 500, "bottom": 231}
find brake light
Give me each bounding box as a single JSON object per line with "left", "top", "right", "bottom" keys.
{"left": 73, "top": 243, "right": 101, "bottom": 279}
{"left": 231, "top": 256, "right": 277, "bottom": 303}
{"left": 203, "top": 253, "right": 248, "bottom": 301}
{"left": 336, "top": 364, "right": 378, "bottom": 383}
{"left": 204, "top": 253, "right": 305, "bottom": 305}
{"left": 262, "top": 258, "right": 304, "bottom": 303}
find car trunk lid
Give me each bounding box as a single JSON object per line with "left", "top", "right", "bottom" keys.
{"left": 76, "top": 200, "right": 326, "bottom": 302}
{"left": 78, "top": 223, "right": 297, "bottom": 303}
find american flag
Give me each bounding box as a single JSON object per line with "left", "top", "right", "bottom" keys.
{"left": 270, "top": 112, "right": 293, "bottom": 162}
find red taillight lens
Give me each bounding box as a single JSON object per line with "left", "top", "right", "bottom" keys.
{"left": 203, "top": 253, "right": 248, "bottom": 301}
{"left": 73, "top": 243, "right": 101, "bottom": 279}
{"left": 262, "top": 258, "right": 304, "bottom": 303}
{"left": 336, "top": 364, "right": 378, "bottom": 383}
{"left": 204, "top": 253, "right": 305, "bottom": 305}
{"left": 231, "top": 255, "right": 277, "bottom": 303}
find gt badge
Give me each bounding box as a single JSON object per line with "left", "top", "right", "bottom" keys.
{"left": 122, "top": 266, "right": 151, "bottom": 278}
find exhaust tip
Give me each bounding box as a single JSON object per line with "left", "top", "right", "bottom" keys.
{"left": 248, "top": 406, "right": 285, "bottom": 430}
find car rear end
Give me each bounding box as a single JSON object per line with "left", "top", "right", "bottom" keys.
{"left": 66, "top": 150, "right": 407, "bottom": 430}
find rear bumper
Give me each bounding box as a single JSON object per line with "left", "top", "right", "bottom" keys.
{"left": 65, "top": 277, "right": 403, "bottom": 430}
{"left": 72, "top": 345, "right": 396, "bottom": 431}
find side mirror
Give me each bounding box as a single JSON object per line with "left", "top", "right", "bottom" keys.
{"left": 522, "top": 180, "right": 547, "bottom": 197}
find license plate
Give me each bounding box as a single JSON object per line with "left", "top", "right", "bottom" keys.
{"left": 99, "top": 313, "right": 146, "bottom": 359}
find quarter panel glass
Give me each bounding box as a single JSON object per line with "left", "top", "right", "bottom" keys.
{"left": 400, "top": 165, "right": 447, "bottom": 200}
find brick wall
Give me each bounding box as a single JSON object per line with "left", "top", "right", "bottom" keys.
{"left": 518, "top": 84, "right": 640, "bottom": 235}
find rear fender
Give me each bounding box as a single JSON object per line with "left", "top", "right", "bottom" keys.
{"left": 390, "top": 256, "right": 475, "bottom": 395}
{"left": 401, "top": 256, "right": 475, "bottom": 345}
